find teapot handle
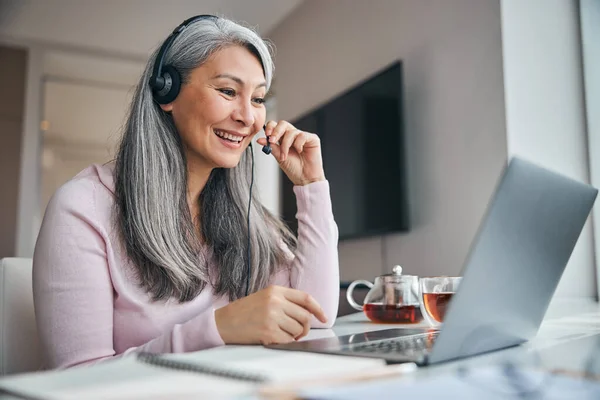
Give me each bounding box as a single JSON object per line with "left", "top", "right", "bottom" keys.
{"left": 346, "top": 280, "right": 374, "bottom": 311}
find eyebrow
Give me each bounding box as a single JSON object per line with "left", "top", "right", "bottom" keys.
{"left": 212, "top": 74, "right": 267, "bottom": 89}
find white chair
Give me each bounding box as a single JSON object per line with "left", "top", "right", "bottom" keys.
{"left": 0, "top": 257, "right": 45, "bottom": 375}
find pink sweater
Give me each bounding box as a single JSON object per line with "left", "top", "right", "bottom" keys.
{"left": 32, "top": 163, "right": 340, "bottom": 369}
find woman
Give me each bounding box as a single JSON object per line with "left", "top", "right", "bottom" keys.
{"left": 32, "top": 15, "right": 339, "bottom": 369}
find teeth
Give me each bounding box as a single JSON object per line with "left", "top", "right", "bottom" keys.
{"left": 215, "top": 129, "right": 242, "bottom": 143}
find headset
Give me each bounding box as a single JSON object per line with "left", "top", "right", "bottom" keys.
{"left": 150, "top": 15, "right": 273, "bottom": 296}
{"left": 149, "top": 14, "right": 216, "bottom": 105}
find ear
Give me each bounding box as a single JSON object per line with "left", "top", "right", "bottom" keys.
{"left": 160, "top": 102, "right": 174, "bottom": 112}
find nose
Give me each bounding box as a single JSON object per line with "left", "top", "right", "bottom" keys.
{"left": 231, "top": 98, "right": 255, "bottom": 127}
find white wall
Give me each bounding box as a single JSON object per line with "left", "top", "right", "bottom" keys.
{"left": 580, "top": 0, "right": 600, "bottom": 298}
{"left": 268, "top": 0, "right": 508, "bottom": 280}
{"left": 252, "top": 97, "right": 282, "bottom": 215}
{"left": 501, "top": 0, "right": 596, "bottom": 298}
{"left": 39, "top": 78, "right": 132, "bottom": 213}
{"left": 41, "top": 140, "right": 110, "bottom": 212}
{"left": 14, "top": 49, "right": 144, "bottom": 257}
{"left": 15, "top": 45, "right": 43, "bottom": 257}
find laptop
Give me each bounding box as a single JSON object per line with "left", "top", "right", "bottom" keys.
{"left": 267, "top": 156, "right": 598, "bottom": 366}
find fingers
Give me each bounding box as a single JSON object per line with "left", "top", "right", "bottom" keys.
{"left": 216, "top": 286, "right": 327, "bottom": 346}
{"left": 261, "top": 326, "right": 295, "bottom": 346}
{"left": 282, "top": 288, "right": 328, "bottom": 324}
{"left": 278, "top": 313, "right": 306, "bottom": 340}
{"left": 265, "top": 121, "right": 294, "bottom": 160}
{"left": 264, "top": 120, "right": 288, "bottom": 143}
{"left": 279, "top": 129, "right": 302, "bottom": 161}
{"left": 282, "top": 301, "right": 312, "bottom": 340}
{"left": 261, "top": 120, "right": 315, "bottom": 162}
{"left": 256, "top": 137, "right": 283, "bottom": 160}
{"left": 293, "top": 131, "right": 309, "bottom": 154}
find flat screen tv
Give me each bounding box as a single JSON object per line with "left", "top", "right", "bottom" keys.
{"left": 280, "top": 61, "right": 410, "bottom": 241}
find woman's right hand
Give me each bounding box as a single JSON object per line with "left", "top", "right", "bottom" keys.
{"left": 214, "top": 285, "right": 328, "bottom": 345}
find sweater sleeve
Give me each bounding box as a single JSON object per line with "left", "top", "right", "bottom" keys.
{"left": 32, "top": 179, "right": 224, "bottom": 370}
{"left": 271, "top": 180, "right": 340, "bottom": 328}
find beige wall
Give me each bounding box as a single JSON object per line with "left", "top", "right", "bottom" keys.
{"left": 268, "top": 0, "right": 508, "bottom": 281}
{"left": 5, "top": 1, "right": 594, "bottom": 299}
{"left": 0, "top": 45, "right": 27, "bottom": 258}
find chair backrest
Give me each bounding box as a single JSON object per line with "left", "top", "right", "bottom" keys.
{"left": 0, "top": 258, "right": 45, "bottom": 375}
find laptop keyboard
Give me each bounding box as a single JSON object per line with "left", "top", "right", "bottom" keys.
{"left": 345, "top": 331, "right": 440, "bottom": 356}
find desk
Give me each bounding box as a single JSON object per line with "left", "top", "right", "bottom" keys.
{"left": 327, "top": 298, "right": 600, "bottom": 374}
{"left": 2, "top": 298, "right": 600, "bottom": 399}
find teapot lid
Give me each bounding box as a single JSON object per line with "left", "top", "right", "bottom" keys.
{"left": 378, "top": 265, "right": 417, "bottom": 283}
{"left": 381, "top": 265, "right": 405, "bottom": 277}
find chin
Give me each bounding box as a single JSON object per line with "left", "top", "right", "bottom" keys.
{"left": 212, "top": 154, "right": 244, "bottom": 169}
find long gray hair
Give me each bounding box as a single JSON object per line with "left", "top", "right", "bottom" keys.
{"left": 114, "top": 16, "right": 297, "bottom": 302}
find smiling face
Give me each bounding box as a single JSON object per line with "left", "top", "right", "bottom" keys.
{"left": 160, "top": 45, "right": 267, "bottom": 171}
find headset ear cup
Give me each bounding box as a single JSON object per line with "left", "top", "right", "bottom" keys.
{"left": 153, "top": 65, "right": 181, "bottom": 105}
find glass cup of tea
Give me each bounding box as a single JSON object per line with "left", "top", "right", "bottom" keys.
{"left": 420, "top": 276, "right": 461, "bottom": 327}
{"left": 346, "top": 265, "right": 424, "bottom": 324}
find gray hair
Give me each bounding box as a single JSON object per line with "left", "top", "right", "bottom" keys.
{"left": 114, "top": 16, "right": 296, "bottom": 302}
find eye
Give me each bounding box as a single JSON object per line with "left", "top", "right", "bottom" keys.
{"left": 218, "top": 88, "right": 236, "bottom": 97}
{"left": 252, "top": 97, "right": 266, "bottom": 105}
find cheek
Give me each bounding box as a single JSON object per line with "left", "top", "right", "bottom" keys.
{"left": 204, "top": 101, "right": 232, "bottom": 124}
{"left": 174, "top": 97, "right": 229, "bottom": 137}
{"left": 199, "top": 93, "right": 236, "bottom": 122}
{"left": 254, "top": 108, "right": 267, "bottom": 130}
{"left": 258, "top": 107, "right": 267, "bottom": 121}
{"left": 173, "top": 98, "right": 201, "bottom": 131}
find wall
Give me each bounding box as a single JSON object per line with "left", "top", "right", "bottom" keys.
{"left": 41, "top": 139, "right": 111, "bottom": 213}
{"left": 0, "top": 45, "right": 27, "bottom": 258}
{"left": 14, "top": 49, "right": 143, "bottom": 257}
{"left": 580, "top": 0, "right": 600, "bottom": 298}
{"left": 12, "top": 47, "right": 283, "bottom": 256}
{"left": 268, "top": 0, "right": 508, "bottom": 280}
{"left": 501, "top": 0, "right": 596, "bottom": 298}
{"left": 250, "top": 97, "right": 282, "bottom": 216}
{"left": 6, "top": 1, "right": 594, "bottom": 300}
{"left": 15, "top": 44, "right": 42, "bottom": 258}
{"left": 39, "top": 77, "right": 133, "bottom": 213}
{"left": 0, "top": 1, "right": 303, "bottom": 57}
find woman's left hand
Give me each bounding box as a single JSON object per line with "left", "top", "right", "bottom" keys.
{"left": 256, "top": 120, "right": 326, "bottom": 186}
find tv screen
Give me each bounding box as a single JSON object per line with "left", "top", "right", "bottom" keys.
{"left": 280, "top": 61, "right": 410, "bottom": 240}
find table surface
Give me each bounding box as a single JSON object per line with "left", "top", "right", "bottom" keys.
{"left": 2, "top": 297, "right": 600, "bottom": 399}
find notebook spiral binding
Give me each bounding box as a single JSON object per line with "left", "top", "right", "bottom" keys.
{"left": 136, "top": 352, "right": 269, "bottom": 383}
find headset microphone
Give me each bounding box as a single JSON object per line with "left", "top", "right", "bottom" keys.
{"left": 262, "top": 125, "right": 272, "bottom": 155}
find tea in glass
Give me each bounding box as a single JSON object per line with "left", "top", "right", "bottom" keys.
{"left": 423, "top": 292, "right": 454, "bottom": 323}
{"left": 363, "top": 303, "right": 423, "bottom": 324}
{"left": 420, "top": 277, "right": 461, "bottom": 326}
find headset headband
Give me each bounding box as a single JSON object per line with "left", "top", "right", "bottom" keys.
{"left": 149, "top": 14, "right": 218, "bottom": 93}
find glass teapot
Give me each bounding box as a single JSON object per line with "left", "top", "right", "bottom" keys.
{"left": 346, "top": 265, "right": 423, "bottom": 324}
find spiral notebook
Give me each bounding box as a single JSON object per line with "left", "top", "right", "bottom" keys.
{"left": 0, "top": 348, "right": 390, "bottom": 400}
{"left": 136, "top": 352, "right": 268, "bottom": 383}
{"left": 135, "top": 347, "right": 388, "bottom": 384}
